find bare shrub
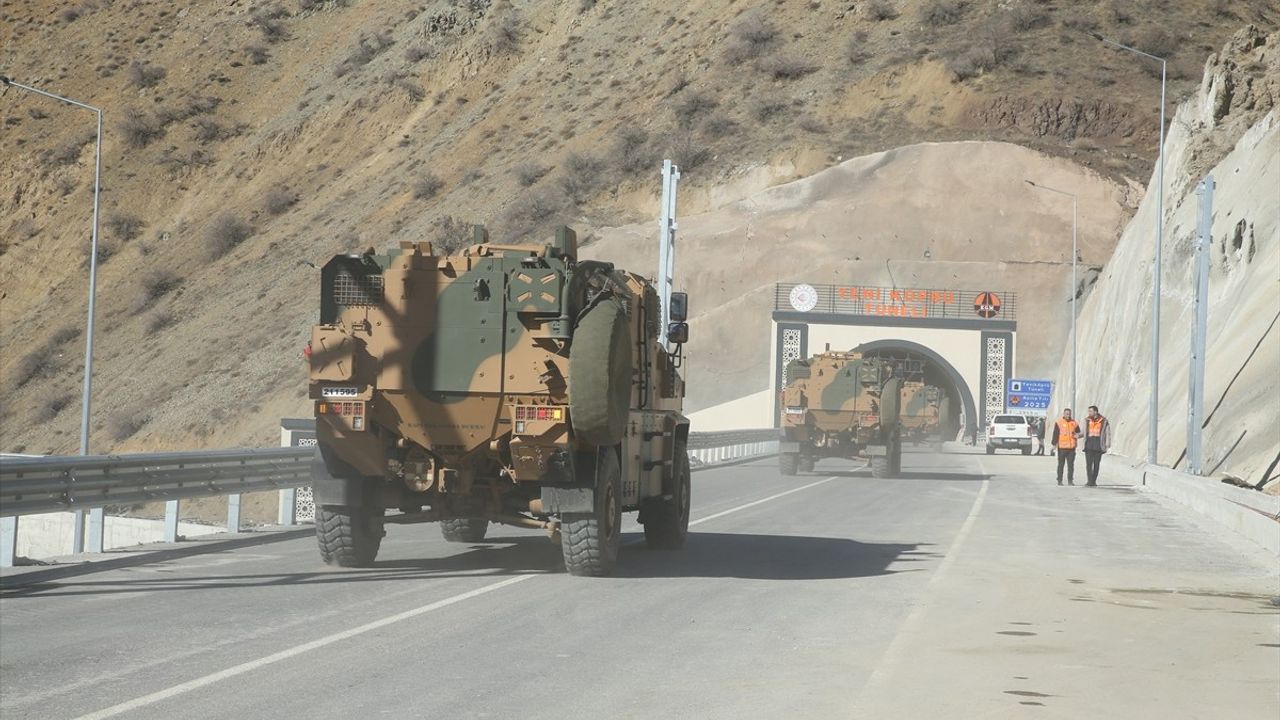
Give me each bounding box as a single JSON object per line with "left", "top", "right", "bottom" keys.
{"left": 515, "top": 161, "right": 549, "bottom": 187}
{"left": 1061, "top": 15, "right": 1100, "bottom": 33}
{"left": 489, "top": 4, "right": 523, "bottom": 55}
{"left": 50, "top": 326, "right": 81, "bottom": 345}
{"left": 191, "top": 115, "right": 228, "bottom": 143}
{"left": 947, "top": 46, "right": 994, "bottom": 80}
{"left": 404, "top": 44, "right": 432, "bottom": 62}
{"left": 263, "top": 185, "right": 297, "bottom": 215}
{"left": 865, "top": 1, "right": 897, "bottom": 21}
{"left": 34, "top": 393, "right": 75, "bottom": 423}
{"left": 700, "top": 113, "right": 736, "bottom": 139}
{"left": 50, "top": 131, "right": 95, "bottom": 165}
{"left": 505, "top": 188, "right": 569, "bottom": 228}
{"left": 12, "top": 350, "right": 48, "bottom": 387}
{"left": 119, "top": 108, "right": 164, "bottom": 149}
{"left": 557, "top": 152, "right": 606, "bottom": 203}
{"left": 668, "top": 133, "right": 709, "bottom": 171}
{"left": 1131, "top": 26, "right": 1176, "bottom": 58}
{"left": 136, "top": 269, "right": 181, "bottom": 312}
{"left": 673, "top": 91, "right": 719, "bottom": 128}
{"left": 723, "top": 11, "right": 778, "bottom": 64}
{"left": 920, "top": 0, "right": 967, "bottom": 25}
{"left": 797, "top": 115, "right": 827, "bottom": 133}
{"left": 205, "top": 214, "right": 253, "bottom": 260}
{"left": 126, "top": 60, "right": 167, "bottom": 88}
{"left": 245, "top": 44, "right": 270, "bottom": 65}
{"left": 106, "top": 412, "right": 146, "bottom": 443}
{"left": 750, "top": 95, "right": 789, "bottom": 123}
{"left": 757, "top": 54, "right": 819, "bottom": 80}
{"left": 610, "top": 127, "right": 654, "bottom": 175}
{"left": 413, "top": 173, "right": 445, "bottom": 200}
{"left": 429, "top": 215, "right": 474, "bottom": 255}
{"left": 82, "top": 237, "right": 118, "bottom": 269}
{"left": 334, "top": 32, "right": 394, "bottom": 76}
{"left": 394, "top": 77, "right": 425, "bottom": 102}
{"left": 1107, "top": 1, "right": 1133, "bottom": 25}
{"left": 145, "top": 310, "right": 177, "bottom": 333}
{"left": 251, "top": 6, "right": 291, "bottom": 43}
{"left": 1007, "top": 3, "right": 1050, "bottom": 31}
{"left": 106, "top": 213, "right": 145, "bottom": 241}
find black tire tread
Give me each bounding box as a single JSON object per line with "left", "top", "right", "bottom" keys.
{"left": 643, "top": 441, "right": 690, "bottom": 550}
{"left": 779, "top": 452, "right": 800, "bottom": 476}
{"left": 440, "top": 518, "right": 489, "bottom": 543}
{"left": 560, "top": 450, "right": 622, "bottom": 576}
{"left": 316, "top": 506, "right": 383, "bottom": 567}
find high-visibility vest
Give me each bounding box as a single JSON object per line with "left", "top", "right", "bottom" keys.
{"left": 1088, "top": 417, "right": 1104, "bottom": 437}
{"left": 1057, "top": 419, "right": 1079, "bottom": 449}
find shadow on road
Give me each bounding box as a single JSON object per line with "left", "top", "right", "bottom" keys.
{"left": 617, "top": 532, "right": 934, "bottom": 581}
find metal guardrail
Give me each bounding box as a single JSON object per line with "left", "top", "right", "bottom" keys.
{"left": 0, "top": 430, "right": 779, "bottom": 566}
{"left": 0, "top": 447, "right": 313, "bottom": 517}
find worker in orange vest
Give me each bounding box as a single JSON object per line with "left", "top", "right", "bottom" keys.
{"left": 1083, "top": 405, "right": 1112, "bottom": 486}
{"left": 1051, "top": 408, "right": 1083, "bottom": 485}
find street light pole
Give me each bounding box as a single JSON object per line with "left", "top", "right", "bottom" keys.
{"left": 1026, "top": 180, "right": 1078, "bottom": 414}
{"left": 1093, "top": 34, "right": 1167, "bottom": 465}
{"left": 2, "top": 77, "right": 103, "bottom": 552}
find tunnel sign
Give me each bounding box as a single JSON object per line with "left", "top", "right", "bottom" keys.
{"left": 974, "top": 291, "right": 1002, "bottom": 318}
{"left": 1007, "top": 379, "right": 1052, "bottom": 411}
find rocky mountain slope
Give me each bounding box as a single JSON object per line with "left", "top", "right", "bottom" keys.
{"left": 1050, "top": 26, "right": 1278, "bottom": 486}
{"left": 1, "top": 1, "right": 1275, "bottom": 453}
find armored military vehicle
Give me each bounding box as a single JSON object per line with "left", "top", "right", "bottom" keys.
{"left": 777, "top": 350, "right": 902, "bottom": 478}
{"left": 307, "top": 225, "right": 691, "bottom": 576}
{"left": 901, "top": 382, "right": 943, "bottom": 445}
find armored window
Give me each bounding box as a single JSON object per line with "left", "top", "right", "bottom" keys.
{"left": 332, "top": 271, "right": 384, "bottom": 307}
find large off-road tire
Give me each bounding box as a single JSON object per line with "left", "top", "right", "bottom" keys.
{"left": 561, "top": 448, "right": 623, "bottom": 576}
{"left": 440, "top": 518, "right": 489, "bottom": 543}
{"left": 799, "top": 456, "right": 816, "bottom": 473}
{"left": 879, "top": 377, "right": 902, "bottom": 434}
{"left": 888, "top": 437, "right": 902, "bottom": 475}
{"left": 986, "top": 445, "right": 996, "bottom": 455}
{"left": 643, "top": 441, "right": 691, "bottom": 550}
{"left": 779, "top": 452, "right": 800, "bottom": 476}
{"left": 1021, "top": 446, "right": 1032, "bottom": 456}
{"left": 316, "top": 505, "right": 384, "bottom": 567}
{"left": 568, "top": 298, "right": 632, "bottom": 447}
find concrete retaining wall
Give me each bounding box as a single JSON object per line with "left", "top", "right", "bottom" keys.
{"left": 14, "top": 513, "right": 222, "bottom": 560}
{"left": 1112, "top": 455, "right": 1279, "bottom": 556}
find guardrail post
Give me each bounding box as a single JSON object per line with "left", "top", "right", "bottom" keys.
{"left": 87, "top": 507, "right": 105, "bottom": 553}
{"left": 72, "top": 509, "right": 85, "bottom": 554}
{"left": 227, "top": 493, "right": 242, "bottom": 534}
{"left": 279, "top": 488, "right": 297, "bottom": 526}
{"left": 1, "top": 516, "right": 16, "bottom": 567}
{"left": 164, "top": 500, "right": 179, "bottom": 543}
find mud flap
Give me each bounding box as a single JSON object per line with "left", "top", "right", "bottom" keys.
{"left": 864, "top": 445, "right": 889, "bottom": 457}
{"left": 541, "top": 486, "right": 595, "bottom": 514}
{"left": 779, "top": 441, "right": 801, "bottom": 454}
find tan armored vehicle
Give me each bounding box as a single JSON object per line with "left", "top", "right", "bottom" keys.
{"left": 307, "top": 225, "right": 691, "bottom": 576}
{"left": 900, "top": 382, "right": 943, "bottom": 446}
{"left": 777, "top": 350, "right": 901, "bottom": 478}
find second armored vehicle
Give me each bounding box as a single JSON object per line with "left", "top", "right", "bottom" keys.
{"left": 777, "top": 350, "right": 902, "bottom": 478}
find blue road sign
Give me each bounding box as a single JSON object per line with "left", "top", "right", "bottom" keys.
{"left": 1008, "top": 379, "right": 1052, "bottom": 395}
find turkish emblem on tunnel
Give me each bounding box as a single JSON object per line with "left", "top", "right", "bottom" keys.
{"left": 974, "top": 291, "right": 1002, "bottom": 318}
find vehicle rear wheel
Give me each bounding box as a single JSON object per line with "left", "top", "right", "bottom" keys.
{"left": 561, "top": 448, "right": 623, "bottom": 576}
{"left": 440, "top": 518, "right": 489, "bottom": 543}
{"left": 986, "top": 445, "right": 995, "bottom": 455}
{"left": 1021, "top": 446, "right": 1032, "bottom": 456}
{"left": 643, "top": 441, "right": 690, "bottom": 550}
{"left": 888, "top": 437, "right": 902, "bottom": 475}
{"left": 316, "top": 505, "right": 384, "bottom": 567}
{"left": 779, "top": 452, "right": 800, "bottom": 476}
{"left": 799, "top": 456, "right": 816, "bottom": 473}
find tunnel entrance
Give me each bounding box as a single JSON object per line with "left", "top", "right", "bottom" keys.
{"left": 853, "top": 339, "right": 979, "bottom": 441}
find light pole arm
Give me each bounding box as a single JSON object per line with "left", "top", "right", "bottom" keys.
{"left": 1, "top": 76, "right": 102, "bottom": 114}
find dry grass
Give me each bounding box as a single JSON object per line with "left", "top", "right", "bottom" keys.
{"left": 413, "top": 173, "right": 445, "bottom": 200}
{"left": 515, "top": 161, "right": 549, "bottom": 187}
{"left": 263, "top": 185, "right": 297, "bottom": 215}
{"left": 106, "top": 213, "right": 145, "bottom": 241}
{"left": 126, "top": 61, "right": 166, "bottom": 88}
{"left": 119, "top": 108, "right": 165, "bottom": 149}
{"left": 205, "top": 214, "right": 253, "bottom": 260}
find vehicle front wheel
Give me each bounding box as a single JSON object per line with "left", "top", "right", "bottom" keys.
{"left": 1021, "top": 447, "right": 1032, "bottom": 456}
{"left": 561, "top": 448, "right": 623, "bottom": 576}
{"left": 317, "top": 505, "right": 384, "bottom": 567}
{"left": 779, "top": 452, "right": 800, "bottom": 476}
{"left": 986, "top": 445, "right": 995, "bottom": 455}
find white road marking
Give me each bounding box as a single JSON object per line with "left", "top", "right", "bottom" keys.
{"left": 689, "top": 475, "right": 843, "bottom": 527}
{"left": 71, "top": 475, "right": 843, "bottom": 719}
{"left": 851, "top": 459, "right": 991, "bottom": 710}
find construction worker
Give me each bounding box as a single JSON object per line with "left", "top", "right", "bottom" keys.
{"left": 1051, "top": 408, "right": 1082, "bottom": 485}
{"left": 1083, "top": 405, "right": 1111, "bottom": 486}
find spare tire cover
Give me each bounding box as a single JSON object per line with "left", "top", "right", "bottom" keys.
{"left": 569, "top": 297, "right": 632, "bottom": 446}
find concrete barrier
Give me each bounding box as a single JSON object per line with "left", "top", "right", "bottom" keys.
{"left": 1110, "top": 455, "right": 1279, "bottom": 556}
{"left": 12, "top": 513, "right": 222, "bottom": 562}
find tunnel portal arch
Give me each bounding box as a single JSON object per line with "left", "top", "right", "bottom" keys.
{"left": 853, "top": 339, "right": 980, "bottom": 440}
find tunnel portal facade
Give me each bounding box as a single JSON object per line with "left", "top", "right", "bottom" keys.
{"left": 771, "top": 283, "right": 1017, "bottom": 441}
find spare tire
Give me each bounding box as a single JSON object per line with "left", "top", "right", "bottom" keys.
{"left": 569, "top": 297, "right": 632, "bottom": 446}
{"left": 879, "top": 377, "right": 902, "bottom": 445}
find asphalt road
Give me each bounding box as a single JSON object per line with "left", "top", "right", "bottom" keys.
{"left": 1, "top": 447, "right": 1276, "bottom": 719}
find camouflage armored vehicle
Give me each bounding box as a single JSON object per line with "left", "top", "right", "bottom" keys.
{"left": 900, "top": 382, "right": 943, "bottom": 445}
{"left": 307, "top": 226, "right": 691, "bottom": 576}
{"left": 777, "top": 350, "right": 902, "bottom": 479}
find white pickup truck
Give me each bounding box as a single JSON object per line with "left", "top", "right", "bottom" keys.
{"left": 986, "top": 414, "right": 1033, "bottom": 455}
